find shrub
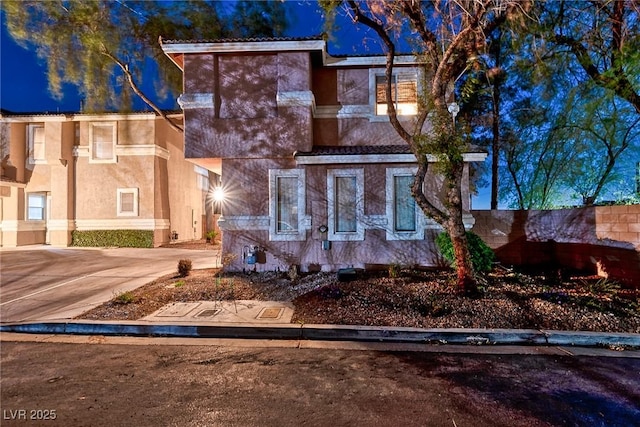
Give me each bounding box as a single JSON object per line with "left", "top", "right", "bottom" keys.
{"left": 388, "top": 263, "right": 402, "bottom": 278}
{"left": 206, "top": 230, "right": 218, "bottom": 242}
{"left": 177, "top": 259, "right": 192, "bottom": 277}
{"left": 436, "top": 231, "right": 495, "bottom": 273}
{"left": 114, "top": 291, "right": 136, "bottom": 304}
{"left": 71, "top": 230, "right": 153, "bottom": 248}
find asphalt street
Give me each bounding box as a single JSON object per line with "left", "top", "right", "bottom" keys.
{"left": 0, "top": 246, "right": 218, "bottom": 322}
{"left": 1, "top": 338, "right": 639, "bottom": 427}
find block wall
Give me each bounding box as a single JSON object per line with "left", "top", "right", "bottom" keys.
{"left": 472, "top": 206, "right": 640, "bottom": 287}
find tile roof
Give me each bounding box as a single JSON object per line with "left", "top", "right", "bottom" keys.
{"left": 296, "top": 145, "right": 412, "bottom": 156}
{"left": 161, "top": 35, "right": 325, "bottom": 45}
{"left": 295, "top": 145, "right": 486, "bottom": 156}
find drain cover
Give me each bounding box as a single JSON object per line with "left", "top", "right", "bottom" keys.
{"left": 257, "top": 307, "right": 284, "bottom": 320}
{"left": 196, "top": 309, "right": 221, "bottom": 318}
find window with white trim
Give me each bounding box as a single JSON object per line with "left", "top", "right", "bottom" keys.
{"left": 327, "top": 168, "right": 364, "bottom": 241}
{"left": 385, "top": 168, "right": 424, "bottom": 240}
{"left": 27, "top": 123, "right": 46, "bottom": 164}
{"left": 89, "top": 122, "right": 117, "bottom": 163}
{"left": 374, "top": 72, "right": 418, "bottom": 116}
{"left": 26, "top": 192, "right": 46, "bottom": 221}
{"left": 117, "top": 188, "right": 139, "bottom": 216}
{"left": 269, "top": 169, "right": 306, "bottom": 241}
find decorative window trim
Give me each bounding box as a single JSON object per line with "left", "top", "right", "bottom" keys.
{"left": 327, "top": 168, "right": 364, "bottom": 241}
{"left": 385, "top": 167, "right": 426, "bottom": 240}
{"left": 276, "top": 91, "right": 315, "bottom": 109}
{"left": 178, "top": 93, "right": 214, "bottom": 109}
{"left": 368, "top": 68, "right": 420, "bottom": 122}
{"left": 269, "top": 169, "right": 307, "bottom": 241}
{"left": 27, "top": 123, "right": 46, "bottom": 164}
{"left": 89, "top": 122, "right": 117, "bottom": 163}
{"left": 117, "top": 188, "right": 139, "bottom": 217}
{"left": 26, "top": 192, "right": 47, "bottom": 221}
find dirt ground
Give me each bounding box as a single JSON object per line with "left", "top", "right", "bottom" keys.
{"left": 77, "top": 241, "right": 640, "bottom": 334}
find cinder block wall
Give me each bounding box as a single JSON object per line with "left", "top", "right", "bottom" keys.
{"left": 471, "top": 206, "right": 640, "bottom": 287}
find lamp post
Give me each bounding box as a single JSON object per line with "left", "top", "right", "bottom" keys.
{"left": 448, "top": 102, "right": 460, "bottom": 127}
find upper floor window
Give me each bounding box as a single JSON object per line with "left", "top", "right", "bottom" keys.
{"left": 269, "top": 169, "right": 306, "bottom": 241}
{"left": 327, "top": 168, "right": 364, "bottom": 241}
{"left": 372, "top": 71, "right": 418, "bottom": 116}
{"left": 89, "top": 122, "right": 117, "bottom": 163}
{"left": 27, "top": 123, "right": 45, "bottom": 164}
{"left": 27, "top": 192, "right": 46, "bottom": 221}
{"left": 117, "top": 188, "right": 139, "bottom": 216}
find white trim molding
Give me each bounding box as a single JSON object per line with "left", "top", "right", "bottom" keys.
{"left": 46, "top": 219, "right": 76, "bottom": 231}
{"left": 337, "top": 105, "right": 370, "bottom": 119}
{"left": 327, "top": 168, "right": 365, "bottom": 241}
{"left": 217, "top": 215, "right": 270, "bottom": 231}
{"left": 385, "top": 167, "right": 426, "bottom": 241}
{"left": 74, "top": 144, "right": 170, "bottom": 160}
{"left": 296, "top": 152, "right": 486, "bottom": 165}
{"left": 117, "top": 188, "right": 139, "bottom": 217}
{"left": 162, "top": 40, "right": 326, "bottom": 55}
{"left": 269, "top": 168, "right": 309, "bottom": 241}
{"left": 178, "top": 93, "right": 215, "bottom": 109}
{"left": 276, "top": 91, "right": 315, "bottom": 109}
{"left": 75, "top": 219, "right": 170, "bottom": 230}
{"left": 0, "top": 220, "right": 19, "bottom": 232}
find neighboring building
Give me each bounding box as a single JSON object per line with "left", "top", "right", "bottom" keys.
{"left": 0, "top": 111, "right": 217, "bottom": 248}
{"left": 161, "top": 36, "right": 486, "bottom": 272}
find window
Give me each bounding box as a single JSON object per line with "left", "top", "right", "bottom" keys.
{"left": 327, "top": 169, "right": 364, "bottom": 241}
{"left": 375, "top": 73, "right": 418, "bottom": 116}
{"left": 27, "top": 124, "right": 45, "bottom": 164}
{"left": 269, "top": 169, "right": 306, "bottom": 241}
{"left": 194, "top": 166, "right": 209, "bottom": 191}
{"left": 394, "top": 175, "right": 416, "bottom": 231}
{"left": 117, "top": 188, "right": 139, "bottom": 216}
{"left": 90, "top": 122, "right": 116, "bottom": 162}
{"left": 27, "top": 193, "right": 46, "bottom": 221}
{"left": 386, "top": 168, "right": 423, "bottom": 240}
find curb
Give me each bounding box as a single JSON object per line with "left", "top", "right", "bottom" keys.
{"left": 1, "top": 321, "right": 639, "bottom": 348}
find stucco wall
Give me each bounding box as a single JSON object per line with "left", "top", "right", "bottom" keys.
{"left": 182, "top": 52, "right": 313, "bottom": 160}
{"left": 1, "top": 114, "right": 209, "bottom": 247}
{"left": 219, "top": 157, "right": 450, "bottom": 272}
{"left": 471, "top": 206, "right": 640, "bottom": 287}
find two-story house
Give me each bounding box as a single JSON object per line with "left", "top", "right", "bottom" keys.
{"left": 0, "top": 111, "right": 217, "bottom": 247}
{"left": 161, "top": 36, "right": 486, "bottom": 272}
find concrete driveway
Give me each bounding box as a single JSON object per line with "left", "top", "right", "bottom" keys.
{"left": 0, "top": 246, "right": 219, "bottom": 323}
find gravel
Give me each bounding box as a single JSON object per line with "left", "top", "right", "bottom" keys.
{"left": 78, "top": 264, "right": 640, "bottom": 333}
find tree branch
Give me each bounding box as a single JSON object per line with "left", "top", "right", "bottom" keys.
{"left": 100, "top": 46, "right": 184, "bottom": 133}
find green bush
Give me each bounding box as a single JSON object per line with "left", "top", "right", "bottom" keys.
{"left": 436, "top": 231, "right": 495, "bottom": 273}
{"left": 177, "top": 259, "right": 192, "bottom": 277}
{"left": 113, "top": 291, "right": 136, "bottom": 304}
{"left": 71, "top": 230, "right": 154, "bottom": 248}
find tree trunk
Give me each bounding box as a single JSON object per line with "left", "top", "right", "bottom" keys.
{"left": 445, "top": 159, "right": 478, "bottom": 294}
{"left": 448, "top": 222, "right": 476, "bottom": 294}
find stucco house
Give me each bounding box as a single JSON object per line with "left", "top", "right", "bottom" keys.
{"left": 161, "top": 36, "right": 486, "bottom": 272}
{"left": 0, "top": 111, "right": 217, "bottom": 248}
